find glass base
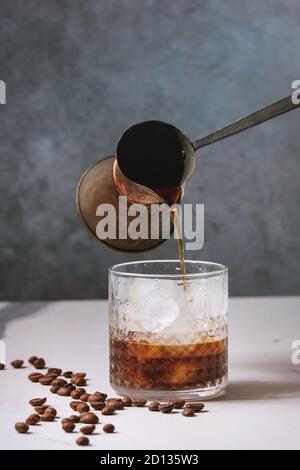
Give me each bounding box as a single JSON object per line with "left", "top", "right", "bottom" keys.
{"left": 111, "top": 379, "right": 228, "bottom": 402}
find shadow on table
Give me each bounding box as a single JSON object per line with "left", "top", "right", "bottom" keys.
{"left": 221, "top": 379, "right": 300, "bottom": 401}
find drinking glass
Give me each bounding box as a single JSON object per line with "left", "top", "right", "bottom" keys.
{"left": 109, "top": 260, "right": 228, "bottom": 400}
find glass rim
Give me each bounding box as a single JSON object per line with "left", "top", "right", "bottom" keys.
{"left": 109, "top": 259, "right": 228, "bottom": 279}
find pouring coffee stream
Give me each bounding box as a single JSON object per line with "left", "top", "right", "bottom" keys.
{"left": 76, "top": 94, "right": 300, "bottom": 255}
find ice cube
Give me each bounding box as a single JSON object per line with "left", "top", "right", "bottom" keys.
{"left": 134, "top": 295, "right": 180, "bottom": 332}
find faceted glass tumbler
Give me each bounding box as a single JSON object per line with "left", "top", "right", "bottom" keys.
{"left": 109, "top": 260, "right": 228, "bottom": 400}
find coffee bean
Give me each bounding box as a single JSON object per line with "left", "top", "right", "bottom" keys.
{"left": 39, "top": 376, "right": 53, "bottom": 385}
{"left": 0, "top": 363, "right": 5, "bottom": 370}
{"left": 103, "top": 423, "right": 115, "bottom": 433}
{"left": 35, "top": 405, "right": 49, "bottom": 415}
{"left": 26, "top": 414, "right": 40, "bottom": 425}
{"left": 159, "top": 403, "right": 174, "bottom": 413}
{"left": 45, "top": 407, "right": 57, "bottom": 417}
{"left": 41, "top": 413, "right": 55, "bottom": 422}
{"left": 80, "top": 393, "right": 90, "bottom": 402}
{"left": 148, "top": 402, "right": 160, "bottom": 412}
{"left": 48, "top": 368, "right": 62, "bottom": 376}
{"left": 76, "top": 436, "right": 89, "bottom": 446}
{"left": 79, "top": 412, "right": 99, "bottom": 424}
{"left": 50, "top": 385, "right": 60, "bottom": 394}
{"left": 169, "top": 400, "right": 185, "bottom": 409}
{"left": 71, "top": 389, "right": 82, "bottom": 399}
{"left": 33, "top": 358, "right": 46, "bottom": 369}
{"left": 121, "top": 397, "right": 132, "bottom": 407}
{"left": 63, "top": 383, "right": 76, "bottom": 391}
{"left": 80, "top": 425, "right": 95, "bottom": 435}
{"left": 57, "top": 387, "right": 72, "bottom": 396}
{"left": 62, "top": 415, "right": 80, "bottom": 424}
{"left": 51, "top": 378, "right": 67, "bottom": 387}
{"left": 77, "top": 388, "right": 86, "bottom": 395}
{"left": 72, "top": 372, "right": 86, "bottom": 380}
{"left": 72, "top": 377, "right": 86, "bottom": 386}
{"left": 89, "top": 401, "right": 105, "bottom": 411}
{"left": 62, "top": 421, "right": 75, "bottom": 433}
{"left": 88, "top": 393, "right": 106, "bottom": 403}
{"left": 29, "top": 397, "right": 47, "bottom": 407}
{"left": 185, "top": 402, "right": 205, "bottom": 413}
{"left": 70, "top": 401, "right": 81, "bottom": 411}
{"left": 110, "top": 401, "right": 124, "bottom": 411}
{"left": 15, "top": 422, "right": 29, "bottom": 433}
{"left": 28, "top": 372, "right": 43, "bottom": 382}
{"left": 106, "top": 397, "right": 122, "bottom": 403}
{"left": 28, "top": 356, "right": 38, "bottom": 365}
{"left": 63, "top": 371, "right": 73, "bottom": 378}
{"left": 77, "top": 403, "right": 90, "bottom": 413}
{"left": 43, "top": 373, "right": 58, "bottom": 381}
{"left": 132, "top": 398, "right": 147, "bottom": 407}
{"left": 11, "top": 359, "right": 24, "bottom": 368}
{"left": 101, "top": 406, "right": 115, "bottom": 416}
{"left": 182, "top": 408, "right": 195, "bottom": 417}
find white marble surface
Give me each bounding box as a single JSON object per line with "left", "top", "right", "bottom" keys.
{"left": 0, "top": 297, "right": 300, "bottom": 450}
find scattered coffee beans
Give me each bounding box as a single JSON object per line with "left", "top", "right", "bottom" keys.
{"left": 63, "top": 383, "right": 76, "bottom": 391}
{"left": 106, "top": 397, "right": 122, "bottom": 403}
{"left": 28, "top": 372, "right": 43, "bottom": 382}
{"left": 33, "top": 358, "right": 45, "bottom": 369}
{"left": 88, "top": 393, "right": 106, "bottom": 403}
{"left": 159, "top": 403, "right": 174, "bottom": 413}
{"left": 108, "top": 400, "right": 124, "bottom": 410}
{"left": 76, "top": 436, "right": 89, "bottom": 446}
{"left": 0, "top": 363, "right": 5, "bottom": 370}
{"left": 71, "top": 389, "right": 83, "bottom": 399}
{"left": 39, "top": 376, "right": 53, "bottom": 385}
{"left": 72, "top": 377, "right": 86, "bottom": 386}
{"left": 148, "top": 402, "right": 160, "bottom": 412}
{"left": 80, "top": 425, "right": 95, "bottom": 435}
{"left": 103, "top": 424, "right": 115, "bottom": 433}
{"left": 89, "top": 401, "right": 105, "bottom": 411}
{"left": 35, "top": 405, "right": 49, "bottom": 415}
{"left": 70, "top": 401, "right": 81, "bottom": 411}
{"left": 132, "top": 398, "right": 147, "bottom": 407}
{"left": 63, "top": 371, "right": 73, "bottom": 378}
{"left": 50, "top": 385, "right": 60, "bottom": 394}
{"left": 101, "top": 406, "right": 115, "bottom": 416}
{"left": 182, "top": 408, "right": 195, "bottom": 417}
{"left": 185, "top": 402, "right": 205, "bottom": 412}
{"left": 26, "top": 414, "right": 40, "bottom": 425}
{"left": 15, "top": 422, "right": 29, "bottom": 433}
{"left": 45, "top": 407, "right": 57, "bottom": 417}
{"left": 77, "top": 403, "right": 90, "bottom": 413}
{"left": 29, "top": 398, "right": 47, "bottom": 407}
{"left": 41, "top": 413, "right": 55, "bottom": 422}
{"left": 121, "top": 397, "right": 132, "bottom": 407}
{"left": 79, "top": 412, "right": 99, "bottom": 424}
{"left": 62, "top": 415, "right": 80, "bottom": 424}
{"left": 57, "top": 387, "right": 72, "bottom": 397}
{"left": 62, "top": 421, "right": 75, "bottom": 433}
{"left": 51, "top": 378, "right": 67, "bottom": 387}
{"left": 72, "top": 372, "right": 86, "bottom": 379}
{"left": 80, "top": 393, "right": 90, "bottom": 402}
{"left": 28, "top": 356, "right": 38, "bottom": 365}
{"left": 169, "top": 400, "right": 185, "bottom": 409}
{"left": 48, "top": 368, "right": 62, "bottom": 376}
{"left": 11, "top": 359, "right": 24, "bottom": 368}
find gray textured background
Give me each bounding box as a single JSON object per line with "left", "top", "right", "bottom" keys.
{"left": 0, "top": 0, "right": 300, "bottom": 300}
